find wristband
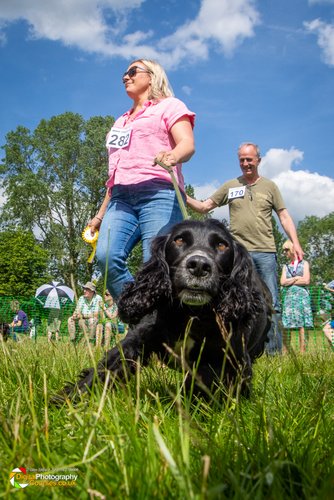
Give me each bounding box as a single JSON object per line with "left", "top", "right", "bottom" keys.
{"left": 95, "top": 216, "right": 103, "bottom": 222}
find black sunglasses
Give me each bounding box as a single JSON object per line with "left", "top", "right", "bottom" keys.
{"left": 122, "top": 66, "right": 150, "bottom": 82}
{"left": 282, "top": 248, "right": 289, "bottom": 253}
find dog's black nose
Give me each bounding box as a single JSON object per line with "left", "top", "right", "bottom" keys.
{"left": 186, "top": 255, "right": 212, "bottom": 277}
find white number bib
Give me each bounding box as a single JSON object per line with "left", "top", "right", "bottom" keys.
{"left": 228, "top": 186, "right": 246, "bottom": 199}
{"left": 107, "top": 127, "right": 132, "bottom": 149}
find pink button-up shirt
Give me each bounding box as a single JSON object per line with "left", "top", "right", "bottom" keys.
{"left": 106, "top": 97, "right": 195, "bottom": 192}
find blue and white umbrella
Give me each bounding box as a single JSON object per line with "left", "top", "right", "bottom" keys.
{"left": 35, "top": 281, "right": 74, "bottom": 309}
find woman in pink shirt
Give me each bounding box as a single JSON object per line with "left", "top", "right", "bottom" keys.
{"left": 90, "top": 59, "right": 195, "bottom": 299}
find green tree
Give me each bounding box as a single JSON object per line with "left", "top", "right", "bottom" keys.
{"left": 297, "top": 212, "right": 334, "bottom": 284}
{"left": 0, "top": 230, "right": 50, "bottom": 297}
{"left": 127, "top": 243, "right": 143, "bottom": 277}
{"left": 185, "top": 184, "right": 210, "bottom": 221}
{"left": 0, "top": 112, "right": 114, "bottom": 293}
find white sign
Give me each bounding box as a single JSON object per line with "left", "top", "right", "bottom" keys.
{"left": 228, "top": 186, "right": 246, "bottom": 199}
{"left": 107, "top": 127, "right": 132, "bottom": 149}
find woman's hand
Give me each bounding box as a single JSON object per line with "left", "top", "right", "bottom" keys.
{"left": 154, "top": 117, "right": 195, "bottom": 168}
{"left": 88, "top": 216, "right": 102, "bottom": 236}
{"left": 87, "top": 189, "right": 111, "bottom": 236}
{"left": 281, "top": 276, "right": 297, "bottom": 287}
{"left": 155, "top": 150, "right": 178, "bottom": 167}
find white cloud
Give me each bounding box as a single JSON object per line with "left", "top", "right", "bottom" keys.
{"left": 159, "top": 0, "right": 260, "bottom": 64}
{"left": 274, "top": 169, "right": 334, "bottom": 222}
{"left": 260, "top": 147, "right": 304, "bottom": 178}
{"left": 193, "top": 181, "right": 219, "bottom": 201}
{"left": 0, "top": 0, "right": 146, "bottom": 53}
{"left": 192, "top": 148, "right": 334, "bottom": 224}
{"left": 260, "top": 148, "right": 334, "bottom": 222}
{"left": 0, "top": 0, "right": 260, "bottom": 68}
{"left": 262, "top": 148, "right": 334, "bottom": 222}
{"left": 309, "top": 1, "right": 334, "bottom": 4}
{"left": 304, "top": 18, "right": 334, "bottom": 66}
{"left": 181, "top": 85, "right": 192, "bottom": 96}
{"left": 260, "top": 148, "right": 334, "bottom": 223}
{"left": 274, "top": 170, "right": 334, "bottom": 221}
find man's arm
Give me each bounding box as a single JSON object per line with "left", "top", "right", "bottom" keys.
{"left": 71, "top": 298, "right": 83, "bottom": 320}
{"left": 186, "top": 195, "right": 218, "bottom": 214}
{"left": 277, "top": 208, "right": 304, "bottom": 260}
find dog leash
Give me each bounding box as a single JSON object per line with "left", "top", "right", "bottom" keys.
{"left": 154, "top": 160, "right": 189, "bottom": 220}
{"left": 82, "top": 161, "right": 189, "bottom": 265}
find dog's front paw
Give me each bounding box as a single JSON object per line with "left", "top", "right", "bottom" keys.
{"left": 49, "top": 382, "right": 78, "bottom": 406}
{"left": 50, "top": 367, "right": 97, "bottom": 406}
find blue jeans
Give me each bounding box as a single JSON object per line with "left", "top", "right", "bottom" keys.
{"left": 250, "top": 252, "right": 282, "bottom": 354}
{"left": 96, "top": 180, "right": 184, "bottom": 299}
{"left": 11, "top": 326, "right": 29, "bottom": 342}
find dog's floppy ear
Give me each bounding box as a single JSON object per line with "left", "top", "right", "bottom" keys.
{"left": 230, "top": 240, "right": 256, "bottom": 289}
{"left": 217, "top": 239, "right": 262, "bottom": 320}
{"left": 117, "top": 234, "right": 172, "bottom": 324}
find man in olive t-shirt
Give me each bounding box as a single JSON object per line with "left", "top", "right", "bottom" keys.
{"left": 186, "top": 142, "right": 304, "bottom": 354}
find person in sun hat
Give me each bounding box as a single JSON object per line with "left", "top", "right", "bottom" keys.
{"left": 88, "top": 59, "right": 195, "bottom": 300}
{"left": 67, "top": 281, "right": 102, "bottom": 343}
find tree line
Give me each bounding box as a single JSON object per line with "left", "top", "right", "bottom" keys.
{"left": 0, "top": 112, "right": 333, "bottom": 297}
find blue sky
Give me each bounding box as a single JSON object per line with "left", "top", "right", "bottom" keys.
{"left": 1, "top": 0, "right": 334, "bottom": 224}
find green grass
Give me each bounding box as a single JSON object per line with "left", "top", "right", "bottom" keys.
{"left": 0, "top": 338, "right": 333, "bottom": 499}
{"left": 285, "top": 327, "right": 331, "bottom": 352}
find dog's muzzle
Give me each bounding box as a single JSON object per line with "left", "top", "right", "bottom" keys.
{"left": 175, "top": 251, "right": 220, "bottom": 306}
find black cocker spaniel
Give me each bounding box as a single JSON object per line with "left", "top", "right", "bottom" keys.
{"left": 57, "top": 219, "right": 272, "bottom": 403}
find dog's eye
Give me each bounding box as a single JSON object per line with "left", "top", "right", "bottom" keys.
{"left": 174, "top": 237, "right": 184, "bottom": 246}
{"left": 217, "top": 242, "right": 227, "bottom": 252}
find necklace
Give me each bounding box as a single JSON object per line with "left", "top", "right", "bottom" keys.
{"left": 126, "top": 113, "right": 136, "bottom": 123}
{"left": 125, "top": 104, "right": 145, "bottom": 124}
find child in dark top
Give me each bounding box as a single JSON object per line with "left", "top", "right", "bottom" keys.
{"left": 9, "top": 300, "right": 29, "bottom": 341}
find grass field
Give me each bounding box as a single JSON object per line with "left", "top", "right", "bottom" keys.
{"left": 0, "top": 337, "right": 333, "bottom": 499}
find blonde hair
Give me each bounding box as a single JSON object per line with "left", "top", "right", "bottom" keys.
{"left": 130, "top": 59, "right": 174, "bottom": 100}
{"left": 282, "top": 240, "right": 294, "bottom": 252}
{"left": 10, "top": 300, "right": 20, "bottom": 312}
